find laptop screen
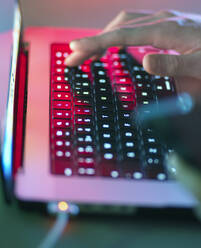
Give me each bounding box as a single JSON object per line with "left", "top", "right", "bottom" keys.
{"left": 0, "top": 0, "right": 21, "bottom": 199}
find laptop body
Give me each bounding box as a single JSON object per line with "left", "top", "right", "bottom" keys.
{"left": 0, "top": 0, "right": 197, "bottom": 209}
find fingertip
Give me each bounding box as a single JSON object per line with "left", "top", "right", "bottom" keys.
{"left": 64, "top": 54, "right": 80, "bottom": 67}
{"left": 143, "top": 54, "right": 160, "bottom": 75}
{"left": 64, "top": 51, "right": 92, "bottom": 67}
{"left": 64, "top": 58, "right": 75, "bottom": 67}
{"left": 69, "top": 37, "right": 92, "bottom": 51}
{"left": 69, "top": 40, "right": 80, "bottom": 51}
{"left": 64, "top": 57, "right": 72, "bottom": 66}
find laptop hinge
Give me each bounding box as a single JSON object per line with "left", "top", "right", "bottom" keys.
{"left": 13, "top": 46, "right": 28, "bottom": 177}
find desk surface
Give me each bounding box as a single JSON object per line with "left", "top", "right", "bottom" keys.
{"left": 1, "top": 1, "right": 201, "bottom": 247}
{"left": 0, "top": 189, "right": 201, "bottom": 248}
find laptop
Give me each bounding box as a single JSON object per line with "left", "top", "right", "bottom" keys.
{"left": 0, "top": 0, "right": 197, "bottom": 210}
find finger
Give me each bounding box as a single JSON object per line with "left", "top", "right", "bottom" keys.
{"left": 103, "top": 10, "right": 152, "bottom": 33}
{"left": 65, "top": 18, "right": 185, "bottom": 66}
{"left": 96, "top": 11, "right": 153, "bottom": 63}
{"left": 91, "top": 52, "right": 105, "bottom": 61}
{"left": 68, "top": 21, "right": 173, "bottom": 53}
{"left": 168, "top": 153, "right": 201, "bottom": 203}
{"left": 65, "top": 51, "right": 92, "bottom": 67}
{"left": 64, "top": 24, "right": 158, "bottom": 66}
{"left": 143, "top": 52, "right": 201, "bottom": 78}
{"left": 114, "top": 10, "right": 176, "bottom": 29}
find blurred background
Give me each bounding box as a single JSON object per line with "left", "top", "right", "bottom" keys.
{"left": 21, "top": 0, "right": 201, "bottom": 28}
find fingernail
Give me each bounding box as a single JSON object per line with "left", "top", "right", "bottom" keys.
{"left": 70, "top": 40, "right": 79, "bottom": 50}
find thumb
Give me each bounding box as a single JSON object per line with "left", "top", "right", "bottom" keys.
{"left": 168, "top": 153, "right": 201, "bottom": 203}
{"left": 143, "top": 52, "right": 201, "bottom": 78}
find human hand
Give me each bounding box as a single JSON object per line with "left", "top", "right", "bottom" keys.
{"left": 168, "top": 154, "right": 201, "bottom": 217}
{"left": 65, "top": 10, "right": 201, "bottom": 99}
{"left": 141, "top": 96, "right": 201, "bottom": 209}
{"left": 66, "top": 10, "right": 201, "bottom": 207}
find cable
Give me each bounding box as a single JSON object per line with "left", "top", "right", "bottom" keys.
{"left": 38, "top": 212, "right": 69, "bottom": 248}
{"left": 38, "top": 202, "right": 79, "bottom": 248}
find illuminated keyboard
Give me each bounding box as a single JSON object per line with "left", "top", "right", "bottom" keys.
{"left": 50, "top": 44, "right": 176, "bottom": 180}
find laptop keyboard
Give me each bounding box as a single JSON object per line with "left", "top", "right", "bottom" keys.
{"left": 50, "top": 44, "right": 176, "bottom": 181}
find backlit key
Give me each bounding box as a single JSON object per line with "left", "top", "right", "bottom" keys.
{"left": 77, "top": 145, "right": 94, "bottom": 155}
{"left": 53, "top": 83, "right": 70, "bottom": 92}
{"left": 75, "top": 117, "right": 92, "bottom": 125}
{"left": 78, "top": 64, "right": 91, "bottom": 73}
{"left": 113, "top": 69, "right": 129, "bottom": 77}
{"left": 118, "top": 94, "right": 135, "bottom": 102}
{"left": 115, "top": 77, "right": 133, "bottom": 85}
{"left": 53, "top": 75, "right": 69, "bottom": 83}
{"left": 119, "top": 102, "right": 136, "bottom": 110}
{"left": 53, "top": 67, "right": 70, "bottom": 75}
{"left": 115, "top": 85, "right": 134, "bottom": 93}
{"left": 53, "top": 92, "right": 71, "bottom": 100}
{"left": 74, "top": 98, "right": 92, "bottom": 106}
{"left": 53, "top": 119, "right": 71, "bottom": 128}
{"left": 78, "top": 157, "right": 95, "bottom": 168}
{"left": 53, "top": 110, "right": 71, "bottom": 119}
{"left": 53, "top": 129, "right": 72, "bottom": 139}
{"left": 53, "top": 101, "right": 71, "bottom": 109}
{"left": 75, "top": 107, "right": 92, "bottom": 115}
{"left": 112, "top": 60, "right": 126, "bottom": 68}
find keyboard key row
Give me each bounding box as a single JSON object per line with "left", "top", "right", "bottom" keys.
{"left": 50, "top": 44, "right": 173, "bottom": 180}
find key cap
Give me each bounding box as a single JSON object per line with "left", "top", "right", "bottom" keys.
{"left": 78, "top": 64, "right": 91, "bottom": 73}
{"left": 74, "top": 80, "right": 91, "bottom": 88}
{"left": 145, "top": 163, "right": 167, "bottom": 180}
{"left": 54, "top": 139, "right": 72, "bottom": 149}
{"left": 98, "top": 129, "right": 116, "bottom": 140}
{"left": 96, "top": 111, "right": 115, "bottom": 122}
{"left": 54, "top": 149, "right": 72, "bottom": 159}
{"left": 120, "top": 129, "right": 137, "bottom": 141}
{"left": 97, "top": 121, "right": 115, "bottom": 131}
{"left": 74, "top": 97, "right": 92, "bottom": 107}
{"left": 53, "top": 92, "right": 71, "bottom": 100}
{"left": 118, "top": 101, "right": 136, "bottom": 111}
{"left": 74, "top": 89, "right": 92, "bottom": 98}
{"left": 115, "top": 85, "right": 134, "bottom": 94}
{"left": 52, "top": 101, "right": 71, "bottom": 109}
{"left": 77, "top": 145, "right": 95, "bottom": 155}
{"left": 75, "top": 116, "right": 93, "bottom": 125}
{"left": 117, "top": 93, "right": 135, "bottom": 102}
{"left": 77, "top": 157, "right": 95, "bottom": 168}
{"left": 53, "top": 119, "right": 71, "bottom": 128}
{"left": 77, "top": 134, "right": 94, "bottom": 144}
{"left": 53, "top": 67, "right": 70, "bottom": 75}
{"left": 52, "top": 160, "right": 74, "bottom": 175}
{"left": 53, "top": 83, "right": 71, "bottom": 92}
{"left": 144, "top": 145, "right": 162, "bottom": 157}
{"left": 53, "top": 129, "right": 72, "bottom": 139}
{"left": 112, "top": 60, "right": 127, "bottom": 69}
{"left": 76, "top": 126, "right": 92, "bottom": 134}
{"left": 53, "top": 75, "right": 69, "bottom": 83}
{"left": 114, "top": 77, "right": 133, "bottom": 85}
{"left": 53, "top": 110, "right": 71, "bottom": 119}
{"left": 95, "top": 94, "right": 114, "bottom": 105}
{"left": 100, "top": 160, "right": 120, "bottom": 178}
{"left": 121, "top": 159, "right": 143, "bottom": 179}
{"left": 75, "top": 107, "right": 92, "bottom": 116}
{"left": 113, "top": 69, "right": 130, "bottom": 77}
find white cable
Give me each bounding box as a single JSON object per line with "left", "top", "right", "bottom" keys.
{"left": 38, "top": 212, "right": 69, "bottom": 248}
